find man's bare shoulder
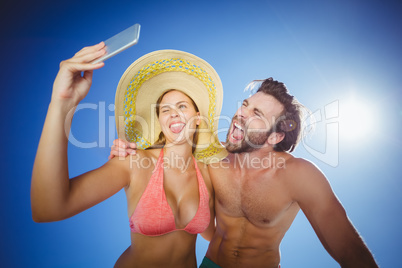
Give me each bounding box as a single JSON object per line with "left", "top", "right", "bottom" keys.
{"left": 283, "top": 156, "right": 320, "bottom": 172}
{"left": 208, "top": 154, "right": 231, "bottom": 167}
{"left": 279, "top": 156, "right": 331, "bottom": 198}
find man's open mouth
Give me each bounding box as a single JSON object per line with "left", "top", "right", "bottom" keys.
{"left": 230, "top": 122, "right": 245, "bottom": 141}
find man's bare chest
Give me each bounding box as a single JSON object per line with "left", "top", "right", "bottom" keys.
{"left": 213, "top": 170, "right": 296, "bottom": 226}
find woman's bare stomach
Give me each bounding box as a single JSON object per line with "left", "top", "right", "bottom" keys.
{"left": 114, "top": 231, "right": 198, "bottom": 268}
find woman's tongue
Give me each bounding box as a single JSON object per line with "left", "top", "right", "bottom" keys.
{"left": 170, "top": 122, "right": 185, "bottom": 134}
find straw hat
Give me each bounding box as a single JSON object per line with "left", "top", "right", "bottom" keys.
{"left": 115, "top": 50, "right": 227, "bottom": 164}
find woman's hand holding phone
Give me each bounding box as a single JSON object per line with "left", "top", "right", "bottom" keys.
{"left": 52, "top": 42, "right": 106, "bottom": 109}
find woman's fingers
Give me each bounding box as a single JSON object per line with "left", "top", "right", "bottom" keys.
{"left": 72, "top": 42, "right": 106, "bottom": 64}
{"left": 74, "top": 42, "right": 105, "bottom": 57}
{"left": 70, "top": 50, "right": 106, "bottom": 65}
{"left": 51, "top": 43, "right": 106, "bottom": 106}
{"left": 59, "top": 60, "right": 104, "bottom": 75}
{"left": 82, "top": 70, "right": 94, "bottom": 83}
{"left": 76, "top": 49, "right": 106, "bottom": 64}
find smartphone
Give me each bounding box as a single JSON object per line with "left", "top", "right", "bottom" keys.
{"left": 91, "top": 23, "right": 141, "bottom": 64}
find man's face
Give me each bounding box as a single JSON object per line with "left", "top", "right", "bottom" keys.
{"left": 225, "top": 92, "right": 284, "bottom": 153}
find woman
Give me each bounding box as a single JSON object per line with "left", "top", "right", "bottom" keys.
{"left": 31, "top": 43, "right": 227, "bottom": 267}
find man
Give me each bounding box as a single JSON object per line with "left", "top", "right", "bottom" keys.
{"left": 111, "top": 78, "right": 378, "bottom": 268}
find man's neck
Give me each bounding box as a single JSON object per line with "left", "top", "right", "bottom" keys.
{"left": 229, "top": 146, "right": 287, "bottom": 171}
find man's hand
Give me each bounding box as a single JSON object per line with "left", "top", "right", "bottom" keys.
{"left": 108, "top": 139, "right": 137, "bottom": 160}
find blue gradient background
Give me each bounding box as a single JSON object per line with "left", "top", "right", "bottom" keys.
{"left": 1, "top": 0, "right": 401, "bottom": 267}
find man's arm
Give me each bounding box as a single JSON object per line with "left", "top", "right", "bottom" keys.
{"left": 287, "top": 158, "right": 378, "bottom": 268}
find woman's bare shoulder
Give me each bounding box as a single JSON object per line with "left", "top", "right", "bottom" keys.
{"left": 141, "top": 148, "right": 162, "bottom": 159}
{"left": 106, "top": 148, "right": 160, "bottom": 176}
{"left": 196, "top": 160, "right": 213, "bottom": 188}
{"left": 195, "top": 160, "right": 209, "bottom": 176}
{"left": 195, "top": 159, "right": 208, "bottom": 169}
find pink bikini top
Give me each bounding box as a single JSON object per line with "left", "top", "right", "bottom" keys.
{"left": 129, "top": 150, "right": 210, "bottom": 236}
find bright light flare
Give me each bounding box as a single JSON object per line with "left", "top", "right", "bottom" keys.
{"left": 339, "top": 97, "right": 377, "bottom": 142}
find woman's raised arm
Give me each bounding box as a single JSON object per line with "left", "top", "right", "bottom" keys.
{"left": 31, "top": 43, "right": 130, "bottom": 222}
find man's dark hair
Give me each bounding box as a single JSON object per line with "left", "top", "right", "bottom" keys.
{"left": 256, "top": 78, "right": 305, "bottom": 152}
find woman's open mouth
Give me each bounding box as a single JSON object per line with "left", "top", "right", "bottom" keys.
{"left": 169, "top": 122, "right": 186, "bottom": 134}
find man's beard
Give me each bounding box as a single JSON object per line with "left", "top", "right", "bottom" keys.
{"left": 225, "top": 116, "right": 272, "bottom": 153}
